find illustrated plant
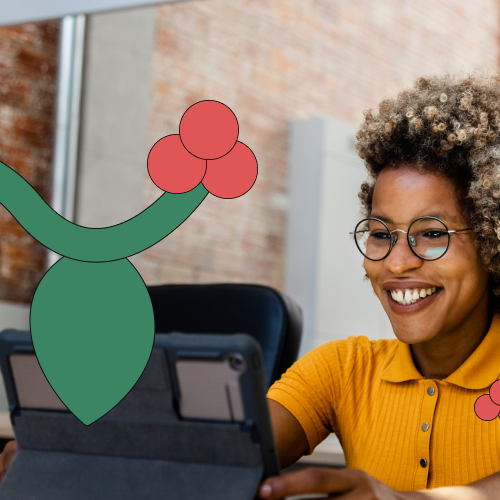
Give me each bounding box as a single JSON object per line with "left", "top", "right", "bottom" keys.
{"left": 0, "top": 101, "right": 257, "bottom": 425}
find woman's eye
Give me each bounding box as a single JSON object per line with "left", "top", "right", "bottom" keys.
{"left": 422, "top": 230, "right": 447, "bottom": 238}
{"left": 370, "top": 231, "right": 389, "bottom": 239}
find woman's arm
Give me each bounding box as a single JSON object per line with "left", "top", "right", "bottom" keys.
{"left": 413, "top": 470, "right": 500, "bottom": 499}
{"left": 258, "top": 464, "right": 500, "bottom": 499}
{"left": 268, "top": 399, "right": 309, "bottom": 470}
{"left": 0, "top": 440, "right": 17, "bottom": 484}
{"left": 266, "top": 398, "right": 500, "bottom": 500}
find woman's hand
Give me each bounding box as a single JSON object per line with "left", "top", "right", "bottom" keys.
{"left": 0, "top": 440, "right": 17, "bottom": 484}
{"left": 258, "top": 467, "right": 420, "bottom": 499}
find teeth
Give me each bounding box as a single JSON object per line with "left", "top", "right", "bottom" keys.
{"left": 390, "top": 287, "right": 438, "bottom": 305}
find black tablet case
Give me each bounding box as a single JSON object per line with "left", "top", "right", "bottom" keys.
{"left": 0, "top": 331, "right": 279, "bottom": 500}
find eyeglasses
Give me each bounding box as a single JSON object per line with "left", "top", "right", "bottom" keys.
{"left": 351, "top": 216, "right": 472, "bottom": 261}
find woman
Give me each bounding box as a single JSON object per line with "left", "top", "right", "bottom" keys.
{"left": 259, "top": 71, "right": 500, "bottom": 499}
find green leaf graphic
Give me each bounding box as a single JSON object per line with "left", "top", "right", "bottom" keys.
{"left": 0, "top": 161, "right": 208, "bottom": 261}
{"left": 31, "top": 258, "right": 155, "bottom": 425}
{"left": 0, "top": 161, "right": 209, "bottom": 424}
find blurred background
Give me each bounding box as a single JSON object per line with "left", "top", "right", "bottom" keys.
{"left": 1, "top": 0, "right": 499, "bottom": 465}
{"left": 2, "top": 0, "right": 499, "bottom": 356}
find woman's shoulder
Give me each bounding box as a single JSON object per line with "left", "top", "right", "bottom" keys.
{"left": 312, "top": 335, "right": 399, "bottom": 360}
{"left": 302, "top": 335, "right": 400, "bottom": 379}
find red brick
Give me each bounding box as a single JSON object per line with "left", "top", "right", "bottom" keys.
{"left": 0, "top": 220, "right": 25, "bottom": 241}
{"left": 0, "top": 37, "right": 13, "bottom": 69}
{"left": 0, "top": 206, "right": 14, "bottom": 224}
{"left": 32, "top": 86, "right": 57, "bottom": 119}
{"left": 155, "top": 29, "right": 192, "bottom": 60}
{"left": 30, "top": 181, "right": 51, "bottom": 204}
{"left": 4, "top": 244, "right": 45, "bottom": 271}
{"left": 14, "top": 115, "right": 53, "bottom": 148}
{"left": 39, "top": 21, "right": 60, "bottom": 52}
{"left": 0, "top": 24, "right": 38, "bottom": 45}
{"left": 170, "top": 5, "right": 209, "bottom": 36}
{"left": 311, "top": 0, "right": 340, "bottom": 21}
{"left": 0, "top": 73, "right": 30, "bottom": 107}
{"left": 0, "top": 141, "right": 34, "bottom": 180}
{"left": 16, "top": 48, "right": 57, "bottom": 82}
{"left": 0, "top": 106, "right": 13, "bottom": 137}
{"left": 34, "top": 148, "right": 54, "bottom": 186}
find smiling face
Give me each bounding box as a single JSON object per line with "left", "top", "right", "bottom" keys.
{"left": 364, "top": 165, "right": 490, "bottom": 344}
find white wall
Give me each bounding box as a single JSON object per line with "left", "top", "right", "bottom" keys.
{"left": 75, "top": 7, "right": 156, "bottom": 233}
{"left": 285, "top": 117, "right": 394, "bottom": 359}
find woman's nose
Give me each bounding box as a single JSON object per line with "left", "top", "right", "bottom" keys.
{"left": 385, "top": 233, "right": 422, "bottom": 273}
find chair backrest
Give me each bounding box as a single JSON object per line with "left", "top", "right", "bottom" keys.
{"left": 147, "top": 284, "right": 302, "bottom": 388}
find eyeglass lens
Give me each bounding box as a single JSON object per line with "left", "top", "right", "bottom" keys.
{"left": 354, "top": 218, "right": 450, "bottom": 261}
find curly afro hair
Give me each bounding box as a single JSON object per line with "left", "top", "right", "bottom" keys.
{"left": 355, "top": 70, "right": 500, "bottom": 305}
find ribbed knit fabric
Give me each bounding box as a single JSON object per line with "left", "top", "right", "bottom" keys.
{"left": 267, "top": 315, "right": 500, "bottom": 491}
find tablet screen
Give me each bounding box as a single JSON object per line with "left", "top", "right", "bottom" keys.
{"left": 9, "top": 354, "right": 66, "bottom": 411}
{"left": 176, "top": 358, "right": 245, "bottom": 422}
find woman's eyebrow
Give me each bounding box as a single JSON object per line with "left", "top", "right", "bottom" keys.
{"left": 369, "top": 211, "right": 459, "bottom": 224}
{"left": 369, "top": 214, "right": 393, "bottom": 224}
{"left": 427, "top": 211, "right": 459, "bottom": 224}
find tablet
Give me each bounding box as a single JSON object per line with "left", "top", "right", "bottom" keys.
{"left": 0, "top": 329, "right": 280, "bottom": 500}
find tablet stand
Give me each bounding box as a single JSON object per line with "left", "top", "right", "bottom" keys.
{"left": 0, "top": 348, "right": 266, "bottom": 500}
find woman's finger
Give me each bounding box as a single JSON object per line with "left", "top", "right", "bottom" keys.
{"left": 0, "top": 441, "right": 17, "bottom": 473}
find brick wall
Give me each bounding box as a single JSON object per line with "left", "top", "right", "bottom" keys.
{"left": 139, "top": 0, "right": 500, "bottom": 290}
{"left": 0, "top": 21, "right": 59, "bottom": 303}
{"left": 1, "top": 1, "right": 500, "bottom": 303}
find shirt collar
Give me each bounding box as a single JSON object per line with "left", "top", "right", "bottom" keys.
{"left": 381, "top": 314, "right": 500, "bottom": 389}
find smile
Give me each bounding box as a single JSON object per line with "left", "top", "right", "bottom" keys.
{"left": 389, "top": 287, "right": 437, "bottom": 306}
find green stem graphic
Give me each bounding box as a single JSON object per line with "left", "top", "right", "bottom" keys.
{"left": 0, "top": 161, "right": 208, "bottom": 262}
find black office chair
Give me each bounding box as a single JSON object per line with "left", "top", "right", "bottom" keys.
{"left": 147, "top": 283, "right": 303, "bottom": 388}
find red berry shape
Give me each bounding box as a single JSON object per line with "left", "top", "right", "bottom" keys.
{"left": 148, "top": 135, "right": 206, "bottom": 193}
{"left": 490, "top": 380, "right": 500, "bottom": 405}
{"left": 180, "top": 101, "right": 239, "bottom": 160}
{"left": 202, "top": 142, "right": 257, "bottom": 199}
{"left": 475, "top": 394, "right": 500, "bottom": 421}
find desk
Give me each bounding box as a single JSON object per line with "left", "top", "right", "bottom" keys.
{"left": 297, "top": 435, "right": 345, "bottom": 467}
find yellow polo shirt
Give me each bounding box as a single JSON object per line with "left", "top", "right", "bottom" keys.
{"left": 267, "top": 315, "right": 500, "bottom": 491}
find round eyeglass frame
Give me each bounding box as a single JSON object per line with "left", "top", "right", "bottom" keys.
{"left": 352, "top": 216, "right": 472, "bottom": 262}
